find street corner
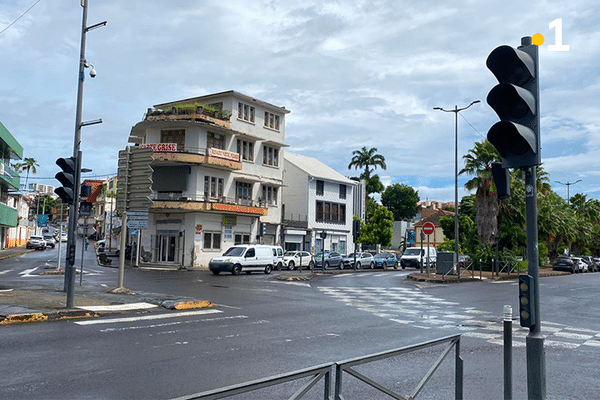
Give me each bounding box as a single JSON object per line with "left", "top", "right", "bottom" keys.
{"left": 161, "top": 299, "right": 213, "bottom": 310}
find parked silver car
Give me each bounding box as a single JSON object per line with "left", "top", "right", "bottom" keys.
{"left": 342, "top": 252, "right": 375, "bottom": 269}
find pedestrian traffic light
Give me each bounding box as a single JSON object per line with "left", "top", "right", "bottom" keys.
{"left": 55, "top": 156, "right": 78, "bottom": 204}
{"left": 486, "top": 37, "right": 540, "bottom": 169}
{"left": 519, "top": 274, "right": 536, "bottom": 328}
{"left": 259, "top": 222, "right": 264, "bottom": 237}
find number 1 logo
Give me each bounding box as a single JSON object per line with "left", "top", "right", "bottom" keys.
{"left": 532, "top": 18, "right": 570, "bottom": 51}
{"left": 548, "top": 18, "right": 569, "bottom": 51}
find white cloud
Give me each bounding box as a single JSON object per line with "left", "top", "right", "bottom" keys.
{"left": 0, "top": 0, "right": 599, "bottom": 202}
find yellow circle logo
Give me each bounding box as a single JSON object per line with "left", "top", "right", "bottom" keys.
{"left": 532, "top": 33, "right": 545, "bottom": 46}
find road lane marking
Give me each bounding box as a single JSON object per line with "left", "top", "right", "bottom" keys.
{"left": 0, "top": 269, "right": 12, "bottom": 275}
{"left": 99, "top": 314, "right": 249, "bottom": 333}
{"left": 19, "top": 267, "right": 38, "bottom": 277}
{"left": 77, "top": 302, "right": 159, "bottom": 312}
{"left": 74, "top": 309, "right": 222, "bottom": 325}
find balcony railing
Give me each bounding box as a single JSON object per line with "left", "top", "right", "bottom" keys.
{"left": 145, "top": 144, "right": 242, "bottom": 170}
{"left": 144, "top": 105, "right": 231, "bottom": 128}
{"left": 149, "top": 192, "right": 267, "bottom": 215}
{"left": 0, "top": 160, "right": 19, "bottom": 190}
{"left": 283, "top": 213, "right": 308, "bottom": 229}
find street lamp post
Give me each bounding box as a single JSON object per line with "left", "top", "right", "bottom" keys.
{"left": 555, "top": 179, "right": 581, "bottom": 256}
{"left": 433, "top": 100, "right": 480, "bottom": 279}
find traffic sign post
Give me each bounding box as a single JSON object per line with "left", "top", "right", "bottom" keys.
{"left": 422, "top": 222, "right": 434, "bottom": 275}
{"left": 116, "top": 146, "right": 154, "bottom": 288}
{"left": 422, "top": 222, "right": 435, "bottom": 235}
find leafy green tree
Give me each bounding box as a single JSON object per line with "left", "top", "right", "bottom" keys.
{"left": 358, "top": 205, "right": 394, "bottom": 247}
{"left": 459, "top": 140, "right": 501, "bottom": 244}
{"left": 439, "top": 214, "right": 478, "bottom": 254}
{"left": 381, "top": 183, "right": 420, "bottom": 221}
{"left": 34, "top": 194, "right": 57, "bottom": 214}
{"left": 365, "top": 196, "right": 378, "bottom": 222}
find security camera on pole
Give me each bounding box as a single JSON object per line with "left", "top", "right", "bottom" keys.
{"left": 486, "top": 36, "right": 545, "bottom": 399}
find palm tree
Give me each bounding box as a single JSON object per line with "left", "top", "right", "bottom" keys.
{"left": 348, "top": 147, "right": 386, "bottom": 208}
{"left": 459, "top": 140, "right": 501, "bottom": 244}
{"left": 348, "top": 146, "right": 386, "bottom": 183}
{"left": 19, "top": 157, "right": 39, "bottom": 192}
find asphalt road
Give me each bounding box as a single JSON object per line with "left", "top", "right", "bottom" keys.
{"left": 2, "top": 251, "right": 600, "bottom": 399}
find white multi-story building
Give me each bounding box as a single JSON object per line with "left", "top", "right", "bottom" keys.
{"left": 282, "top": 152, "right": 358, "bottom": 255}
{"left": 127, "top": 91, "right": 289, "bottom": 267}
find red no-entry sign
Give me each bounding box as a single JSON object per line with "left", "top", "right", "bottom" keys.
{"left": 422, "top": 222, "right": 435, "bottom": 235}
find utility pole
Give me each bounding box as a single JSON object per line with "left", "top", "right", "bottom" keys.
{"left": 555, "top": 180, "right": 581, "bottom": 256}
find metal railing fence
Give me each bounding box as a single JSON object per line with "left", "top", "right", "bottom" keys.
{"left": 172, "top": 335, "right": 462, "bottom": 400}
{"left": 335, "top": 334, "right": 462, "bottom": 400}
{"left": 171, "top": 363, "right": 333, "bottom": 400}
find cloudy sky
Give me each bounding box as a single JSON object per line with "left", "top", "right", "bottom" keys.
{"left": 1, "top": 0, "right": 599, "bottom": 203}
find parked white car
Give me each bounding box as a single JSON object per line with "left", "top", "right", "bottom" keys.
{"left": 209, "top": 244, "right": 274, "bottom": 275}
{"left": 26, "top": 235, "right": 47, "bottom": 250}
{"left": 400, "top": 247, "right": 437, "bottom": 269}
{"left": 283, "top": 251, "right": 314, "bottom": 270}
{"left": 271, "top": 245, "right": 285, "bottom": 271}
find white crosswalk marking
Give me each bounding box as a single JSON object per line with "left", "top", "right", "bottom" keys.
{"left": 318, "top": 285, "right": 600, "bottom": 350}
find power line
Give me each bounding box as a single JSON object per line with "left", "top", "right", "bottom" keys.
{"left": 0, "top": 0, "right": 42, "bottom": 36}
{"left": 460, "top": 113, "right": 485, "bottom": 139}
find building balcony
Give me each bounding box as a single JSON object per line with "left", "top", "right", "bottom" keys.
{"left": 0, "top": 202, "right": 18, "bottom": 227}
{"left": 145, "top": 105, "right": 231, "bottom": 129}
{"left": 150, "top": 193, "right": 267, "bottom": 216}
{"left": 0, "top": 160, "right": 20, "bottom": 190}
{"left": 283, "top": 213, "right": 308, "bottom": 229}
{"left": 143, "top": 144, "right": 242, "bottom": 171}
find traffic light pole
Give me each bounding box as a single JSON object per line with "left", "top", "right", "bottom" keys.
{"left": 63, "top": 151, "right": 81, "bottom": 308}
{"left": 64, "top": 0, "right": 105, "bottom": 308}
{"left": 525, "top": 161, "right": 546, "bottom": 398}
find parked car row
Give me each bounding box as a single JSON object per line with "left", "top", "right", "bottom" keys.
{"left": 210, "top": 244, "right": 414, "bottom": 275}
{"left": 552, "top": 256, "right": 600, "bottom": 273}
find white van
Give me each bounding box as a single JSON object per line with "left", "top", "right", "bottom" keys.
{"left": 271, "top": 245, "right": 285, "bottom": 270}
{"left": 209, "top": 244, "right": 274, "bottom": 275}
{"left": 400, "top": 246, "right": 437, "bottom": 269}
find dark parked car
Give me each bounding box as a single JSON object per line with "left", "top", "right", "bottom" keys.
{"left": 552, "top": 257, "right": 578, "bottom": 273}
{"left": 373, "top": 252, "right": 398, "bottom": 269}
{"left": 314, "top": 252, "right": 344, "bottom": 270}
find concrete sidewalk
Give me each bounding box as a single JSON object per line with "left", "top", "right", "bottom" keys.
{"left": 0, "top": 246, "right": 212, "bottom": 324}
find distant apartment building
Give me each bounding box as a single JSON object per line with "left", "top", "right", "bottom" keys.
{"left": 22, "top": 182, "right": 55, "bottom": 195}
{"left": 127, "top": 91, "right": 288, "bottom": 267}
{"left": 282, "top": 152, "right": 358, "bottom": 255}
{"left": 0, "top": 121, "right": 23, "bottom": 249}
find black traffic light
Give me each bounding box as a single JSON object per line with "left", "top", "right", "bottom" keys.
{"left": 55, "top": 156, "right": 78, "bottom": 204}
{"left": 79, "top": 201, "right": 93, "bottom": 216}
{"left": 259, "top": 222, "right": 264, "bottom": 237}
{"left": 352, "top": 219, "right": 361, "bottom": 242}
{"left": 519, "top": 274, "right": 536, "bottom": 328}
{"left": 491, "top": 162, "right": 510, "bottom": 200}
{"left": 67, "top": 244, "right": 76, "bottom": 266}
{"left": 486, "top": 37, "right": 540, "bottom": 169}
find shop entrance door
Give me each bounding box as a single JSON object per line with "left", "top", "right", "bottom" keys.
{"left": 154, "top": 234, "right": 178, "bottom": 263}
